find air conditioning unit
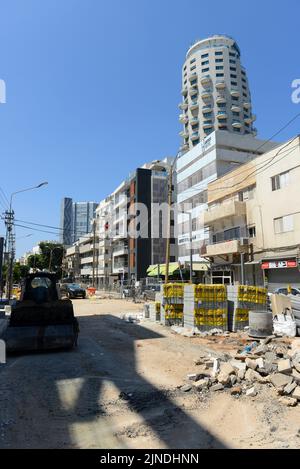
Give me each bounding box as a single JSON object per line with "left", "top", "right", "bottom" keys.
{"left": 239, "top": 237, "right": 249, "bottom": 246}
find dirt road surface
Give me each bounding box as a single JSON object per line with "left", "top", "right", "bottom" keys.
{"left": 0, "top": 298, "right": 300, "bottom": 449}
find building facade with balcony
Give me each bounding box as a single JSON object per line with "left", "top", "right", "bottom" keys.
{"left": 203, "top": 137, "right": 300, "bottom": 289}
{"left": 176, "top": 130, "right": 278, "bottom": 268}
{"left": 179, "top": 35, "right": 257, "bottom": 152}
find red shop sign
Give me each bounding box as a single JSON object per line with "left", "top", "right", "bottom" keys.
{"left": 261, "top": 260, "right": 297, "bottom": 270}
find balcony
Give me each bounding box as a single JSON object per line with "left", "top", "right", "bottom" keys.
{"left": 231, "top": 105, "right": 241, "bottom": 112}
{"left": 231, "top": 89, "right": 240, "bottom": 97}
{"left": 113, "top": 261, "right": 128, "bottom": 274}
{"left": 179, "top": 101, "right": 188, "bottom": 111}
{"left": 180, "top": 143, "right": 189, "bottom": 153}
{"left": 179, "top": 130, "right": 189, "bottom": 138}
{"left": 201, "top": 89, "right": 213, "bottom": 100}
{"left": 216, "top": 95, "right": 226, "bottom": 104}
{"left": 190, "top": 117, "right": 199, "bottom": 125}
{"left": 204, "top": 200, "right": 246, "bottom": 226}
{"left": 190, "top": 101, "right": 199, "bottom": 111}
{"left": 243, "top": 102, "right": 251, "bottom": 110}
{"left": 181, "top": 87, "right": 188, "bottom": 96}
{"left": 79, "top": 243, "right": 93, "bottom": 254}
{"left": 191, "top": 131, "right": 199, "bottom": 141}
{"left": 203, "top": 120, "right": 213, "bottom": 129}
{"left": 80, "top": 256, "right": 94, "bottom": 265}
{"left": 244, "top": 116, "right": 252, "bottom": 124}
{"left": 217, "top": 111, "right": 227, "bottom": 120}
{"left": 215, "top": 80, "right": 226, "bottom": 90}
{"left": 202, "top": 105, "right": 212, "bottom": 114}
{"left": 179, "top": 113, "right": 188, "bottom": 123}
{"left": 205, "top": 239, "right": 247, "bottom": 256}
{"left": 189, "top": 87, "right": 198, "bottom": 97}
{"left": 232, "top": 119, "right": 242, "bottom": 128}
{"left": 113, "top": 243, "right": 128, "bottom": 257}
{"left": 201, "top": 74, "right": 211, "bottom": 85}
{"left": 188, "top": 72, "right": 198, "bottom": 82}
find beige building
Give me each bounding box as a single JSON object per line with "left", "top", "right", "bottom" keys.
{"left": 179, "top": 35, "right": 256, "bottom": 151}
{"left": 203, "top": 136, "right": 300, "bottom": 290}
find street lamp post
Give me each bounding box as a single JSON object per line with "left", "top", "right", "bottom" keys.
{"left": 5, "top": 182, "right": 48, "bottom": 300}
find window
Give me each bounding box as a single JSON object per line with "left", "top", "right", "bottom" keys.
{"left": 190, "top": 58, "right": 196, "bottom": 64}
{"left": 201, "top": 53, "right": 209, "bottom": 58}
{"left": 190, "top": 79, "right": 197, "bottom": 85}
{"left": 232, "top": 96, "right": 239, "bottom": 101}
{"left": 218, "top": 102, "right": 226, "bottom": 108}
{"left": 231, "top": 81, "right": 238, "bottom": 86}
{"left": 215, "top": 51, "right": 223, "bottom": 56}
{"left": 232, "top": 111, "right": 240, "bottom": 116}
{"left": 202, "top": 68, "right": 209, "bottom": 73}
{"left": 243, "top": 92, "right": 247, "bottom": 98}
{"left": 230, "top": 74, "right": 237, "bottom": 79}
{"left": 190, "top": 65, "right": 196, "bottom": 71}
{"left": 216, "top": 65, "right": 224, "bottom": 70}
{"left": 229, "top": 52, "right": 235, "bottom": 57}
{"left": 230, "top": 67, "right": 236, "bottom": 71}
{"left": 233, "top": 127, "right": 241, "bottom": 132}
{"left": 239, "top": 185, "right": 255, "bottom": 201}
{"left": 230, "top": 59, "right": 236, "bottom": 64}
{"left": 248, "top": 225, "right": 256, "bottom": 238}
{"left": 192, "top": 139, "right": 199, "bottom": 146}
{"left": 274, "top": 215, "right": 294, "bottom": 234}
{"left": 242, "top": 78, "right": 247, "bottom": 83}
{"left": 219, "top": 126, "right": 228, "bottom": 130}
{"left": 215, "top": 58, "right": 223, "bottom": 63}
{"left": 271, "top": 170, "right": 290, "bottom": 191}
{"left": 216, "top": 73, "right": 224, "bottom": 77}
{"left": 191, "top": 124, "right": 199, "bottom": 131}
{"left": 201, "top": 60, "right": 209, "bottom": 66}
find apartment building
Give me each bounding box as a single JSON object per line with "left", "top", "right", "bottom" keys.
{"left": 179, "top": 35, "right": 256, "bottom": 150}
{"left": 177, "top": 130, "right": 278, "bottom": 268}
{"left": 65, "top": 233, "right": 96, "bottom": 283}
{"left": 203, "top": 136, "right": 300, "bottom": 290}
{"left": 95, "top": 196, "right": 113, "bottom": 287}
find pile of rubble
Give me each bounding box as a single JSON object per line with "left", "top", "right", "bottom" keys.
{"left": 182, "top": 336, "right": 300, "bottom": 407}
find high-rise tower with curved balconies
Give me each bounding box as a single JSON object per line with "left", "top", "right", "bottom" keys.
{"left": 179, "top": 35, "right": 257, "bottom": 152}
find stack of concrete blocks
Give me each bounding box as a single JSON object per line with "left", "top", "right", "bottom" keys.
{"left": 149, "top": 291, "right": 162, "bottom": 322}
{"left": 227, "top": 285, "right": 267, "bottom": 332}
{"left": 143, "top": 303, "right": 150, "bottom": 319}
{"left": 183, "top": 284, "right": 228, "bottom": 332}
{"left": 161, "top": 283, "right": 184, "bottom": 327}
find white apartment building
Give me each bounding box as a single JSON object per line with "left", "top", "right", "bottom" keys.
{"left": 179, "top": 35, "right": 256, "bottom": 149}
{"left": 176, "top": 130, "right": 278, "bottom": 266}
{"left": 203, "top": 136, "right": 300, "bottom": 290}
{"left": 95, "top": 196, "right": 113, "bottom": 287}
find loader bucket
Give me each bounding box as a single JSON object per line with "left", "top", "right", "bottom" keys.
{"left": 1, "top": 272, "right": 80, "bottom": 353}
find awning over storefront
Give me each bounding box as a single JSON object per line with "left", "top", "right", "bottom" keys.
{"left": 147, "top": 262, "right": 181, "bottom": 276}
{"left": 191, "top": 262, "right": 209, "bottom": 272}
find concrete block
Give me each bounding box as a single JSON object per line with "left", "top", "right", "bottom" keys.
{"left": 245, "top": 358, "right": 257, "bottom": 370}
{"left": 245, "top": 368, "right": 267, "bottom": 384}
{"left": 277, "top": 359, "right": 292, "bottom": 374}
{"left": 283, "top": 381, "right": 297, "bottom": 395}
{"left": 210, "top": 383, "right": 224, "bottom": 392}
{"left": 238, "top": 369, "right": 245, "bottom": 380}
{"left": 193, "top": 379, "right": 209, "bottom": 390}
{"left": 230, "top": 359, "right": 246, "bottom": 372}
{"left": 292, "top": 386, "right": 300, "bottom": 401}
{"left": 292, "top": 369, "right": 300, "bottom": 383}
{"left": 269, "top": 373, "right": 294, "bottom": 389}
{"left": 187, "top": 373, "right": 198, "bottom": 382}
{"left": 181, "top": 384, "right": 192, "bottom": 392}
{"left": 256, "top": 358, "right": 264, "bottom": 369}
{"left": 293, "top": 362, "right": 300, "bottom": 374}
{"left": 246, "top": 386, "right": 257, "bottom": 397}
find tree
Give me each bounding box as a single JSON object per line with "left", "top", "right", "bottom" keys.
{"left": 27, "top": 242, "right": 64, "bottom": 276}
{"left": 13, "top": 262, "right": 30, "bottom": 283}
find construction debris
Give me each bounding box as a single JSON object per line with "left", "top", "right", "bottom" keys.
{"left": 182, "top": 334, "right": 300, "bottom": 406}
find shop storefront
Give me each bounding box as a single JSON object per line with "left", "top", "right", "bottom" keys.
{"left": 261, "top": 258, "right": 300, "bottom": 292}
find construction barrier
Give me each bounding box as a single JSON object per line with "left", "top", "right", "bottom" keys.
{"left": 162, "top": 283, "right": 185, "bottom": 326}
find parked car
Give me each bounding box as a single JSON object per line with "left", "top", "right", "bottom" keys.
{"left": 142, "top": 284, "right": 161, "bottom": 301}
{"left": 60, "top": 283, "right": 86, "bottom": 299}
{"left": 274, "top": 287, "right": 300, "bottom": 296}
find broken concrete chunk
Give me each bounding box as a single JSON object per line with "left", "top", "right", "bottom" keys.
{"left": 187, "top": 373, "right": 198, "bottom": 382}
{"left": 193, "top": 379, "right": 209, "bottom": 390}
{"left": 245, "top": 358, "right": 257, "bottom": 370}
{"left": 245, "top": 368, "right": 267, "bottom": 383}
{"left": 246, "top": 386, "right": 257, "bottom": 397}
{"left": 230, "top": 359, "right": 246, "bottom": 372}
{"left": 238, "top": 369, "right": 246, "bottom": 380}
{"left": 279, "top": 396, "right": 298, "bottom": 407}
{"left": 255, "top": 344, "right": 268, "bottom": 355}
{"left": 230, "top": 375, "right": 237, "bottom": 386}
{"left": 255, "top": 358, "right": 264, "bottom": 369}
{"left": 292, "top": 386, "right": 300, "bottom": 401}
{"left": 219, "top": 362, "right": 235, "bottom": 375}
{"left": 210, "top": 383, "right": 224, "bottom": 392}
{"left": 181, "top": 384, "right": 192, "bottom": 392}
{"left": 277, "top": 359, "right": 292, "bottom": 374}
{"left": 265, "top": 351, "right": 277, "bottom": 363}
{"left": 293, "top": 362, "right": 300, "bottom": 374}
{"left": 262, "top": 335, "right": 275, "bottom": 345}
{"left": 269, "top": 373, "right": 294, "bottom": 389}
{"left": 292, "top": 369, "right": 300, "bottom": 383}
{"left": 283, "top": 381, "right": 297, "bottom": 395}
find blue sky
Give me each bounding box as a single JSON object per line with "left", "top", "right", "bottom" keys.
{"left": 0, "top": 0, "right": 300, "bottom": 256}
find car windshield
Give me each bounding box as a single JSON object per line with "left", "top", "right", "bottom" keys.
{"left": 68, "top": 284, "right": 81, "bottom": 289}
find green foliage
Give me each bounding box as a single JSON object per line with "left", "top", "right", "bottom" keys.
{"left": 27, "top": 242, "right": 64, "bottom": 275}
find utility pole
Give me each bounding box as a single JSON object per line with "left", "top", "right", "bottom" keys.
{"left": 92, "top": 219, "right": 96, "bottom": 287}
{"left": 165, "top": 169, "right": 172, "bottom": 284}
{"left": 4, "top": 209, "right": 15, "bottom": 301}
